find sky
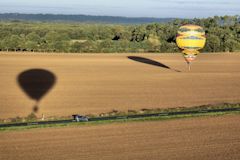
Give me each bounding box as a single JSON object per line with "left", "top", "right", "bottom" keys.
{"left": 0, "top": 0, "right": 239, "bottom": 18}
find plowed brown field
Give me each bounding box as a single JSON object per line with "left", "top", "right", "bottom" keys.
{"left": 0, "top": 52, "right": 240, "bottom": 119}
{"left": 0, "top": 115, "right": 240, "bottom": 160}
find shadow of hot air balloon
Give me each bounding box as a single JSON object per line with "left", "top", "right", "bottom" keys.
{"left": 17, "top": 69, "right": 56, "bottom": 113}
{"left": 128, "top": 56, "right": 181, "bottom": 72}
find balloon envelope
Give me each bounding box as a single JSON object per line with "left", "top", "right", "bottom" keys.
{"left": 176, "top": 24, "right": 206, "bottom": 64}
{"left": 176, "top": 24, "right": 206, "bottom": 51}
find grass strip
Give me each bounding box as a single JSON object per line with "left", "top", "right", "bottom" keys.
{"left": 1, "top": 110, "right": 239, "bottom": 132}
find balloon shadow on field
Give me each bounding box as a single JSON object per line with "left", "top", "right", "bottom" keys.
{"left": 128, "top": 56, "right": 181, "bottom": 72}
{"left": 17, "top": 69, "right": 56, "bottom": 113}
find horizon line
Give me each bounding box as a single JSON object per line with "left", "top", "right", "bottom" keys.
{"left": 1, "top": 12, "right": 238, "bottom": 20}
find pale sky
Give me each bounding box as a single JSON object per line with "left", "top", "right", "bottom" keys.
{"left": 0, "top": 0, "right": 239, "bottom": 18}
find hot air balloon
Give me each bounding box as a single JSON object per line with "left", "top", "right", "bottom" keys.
{"left": 176, "top": 24, "right": 206, "bottom": 70}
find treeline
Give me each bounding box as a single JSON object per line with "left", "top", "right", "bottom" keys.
{"left": 0, "top": 15, "right": 239, "bottom": 53}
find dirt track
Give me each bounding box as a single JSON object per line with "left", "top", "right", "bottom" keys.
{"left": 0, "top": 115, "right": 240, "bottom": 160}
{"left": 0, "top": 52, "right": 240, "bottom": 118}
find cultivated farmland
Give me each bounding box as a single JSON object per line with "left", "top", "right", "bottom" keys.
{"left": 0, "top": 52, "right": 240, "bottom": 119}
{"left": 0, "top": 115, "right": 239, "bottom": 160}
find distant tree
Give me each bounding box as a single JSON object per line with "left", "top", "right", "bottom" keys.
{"left": 0, "top": 40, "right": 3, "bottom": 51}
{"left": 147, "top": 34, "right": 161, "bottom": 52}
{"left": 224, "top": 39, "right": 239, "bottom": 52}
{"left": 205, "top": 34, "right": 221, "bottom": 52}
{"left": 1, "top": 35, "right": 21, "bottom": 51}
{"left": 25, "top": 41, "right": 38, "bottom": 52}
{"left": 131, "top": 26, "right": 147, "bottom": 42}
{"left": 1, "top": 37, "right": 10, "bottom": 51}
{"left": 26, "top": 32, "right": 41, "bottom": 43}
{"left": 70, "top": 42, "right": 82, "bottom": 53}
{"left": 44, "top": 31, "right": 70, "bottom": 52}
{"left": 98, "top": 40, "right": 113, "bottom": 52}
